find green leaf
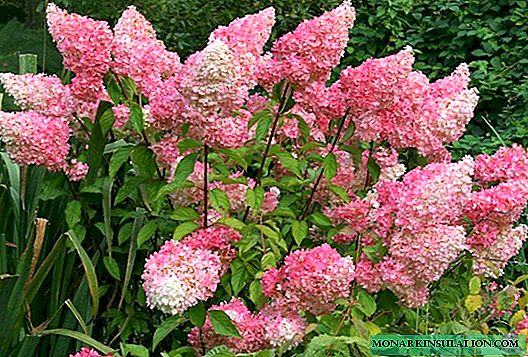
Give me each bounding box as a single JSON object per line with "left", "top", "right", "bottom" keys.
{"left": 357, "top": 290, "right": 376, "bottom": 317}
{"left": 469, "top": 276, "right": 481, "bottom": 295}
{"left": 248, "top": 109, "right": 272, "bottom": 130}
{"left": 173, "top": 221, "right": 200, "bottom": 240}
{"left": 261, "top": 252, "right": 276, "bottom": 270}
{"left": 328, "top": 184, "right": 350, "bottom": 203}
{"left": 171, "top": 207, "right": 201, "bottom": 221}
{"left": 230, "top": 260, "right": 247, "bottom": 295}
{"left": 310, "top": 212, "right": 333, "bottom": 227}
{"left": 323, "top": 153, "right": 338, "bottom": 180}
{"left": 131, "top": 145, "right": 158, "bottom": 178}
{"left": 115, "top": 176, "right": 147, "bottom": 204}
{"left": 109, "top": 146, "right": 131, "bottom": 178}
{"left": 245, "top": 186, "right": 264, "bottom": 211}
{"left": 129, "top": 103, "right": 144, "bottom": 133}
{"left": 67, "top": 231, "right": 99, "bottom": 318}
{"left": 178, "top": 138, "right": 202, "bottom": 152}
{"left": 173, "top": 153, "right": 198, "bottom": 187}
{"left": 153, "top": 316, "right": 185, "bottom": 350}
{"left": 210, "top": 188, "right": 231, "bottom": 212}
{"left": 367, "top": 156, "right": 380, "bottom": 183}
{"left": 209, "top": 310, "right": 241, "bottom": 338}
{"left": 255, "top": 113, "right": 273, "bottom": 141}
{"left": 189, "top": 302, "right": 206, "bottom": 328}
{"left": 465, "top": 294, "right": 482, "bottom": 313}
{"left": 103, "top": 256, "right": 121, "bottom": 281}
{"left": 137, "top": 220, "right": 158, "bottom": 247}
{"left": 37, "top": 329, "right": 114, "bottom": 354}
{"left": 85, "top": 101, "right": 113, "bottom": 183}
{"left": 65, "top": 200, "right": 81, "bottom": 229}
{"left": 249, "top": 280, "right": 267, "bottom": 309}
{"left": 292, "top": 220, "right": 308, "bottom": 245}
{"left": 276, "top": 152, "right": 302, "bottom": 178}
{"left": 123, "top": 343, "right": 149, "bottom": 357}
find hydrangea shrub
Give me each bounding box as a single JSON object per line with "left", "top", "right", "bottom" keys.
{"left": 2, "top": 1, "right": 528, "bottom": 356}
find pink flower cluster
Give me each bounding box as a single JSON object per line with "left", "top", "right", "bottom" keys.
{"left": 69, "top": 348, "right": 111, "bottom": 357}
{"left": 261, "top": 243, "right": 355, "bottom": 315}
{"left": 0, "top": 111, "right": 71, "bottom": 171}
{"left": 142, "top": 225, "right": 241, "bottom": 314}
{"left": 142, "top": 240, "right": 221, "bottom": 315}
{"left": 258, "top": 0, "right": 355, "bottom": 87}
{"left": 112, "top": 6, "right": 180, "bottom": 97}
{"left": 188, "top": 298, "right": 306, "bottom": 354}
{"left": 0, "top": 73, "right": 74, "bottom": 118}
{"left": 181, "top": 225, "right": 242, "bottom": 272}
{"left": 46, "top": 3, "right": 112, "bottom": 103}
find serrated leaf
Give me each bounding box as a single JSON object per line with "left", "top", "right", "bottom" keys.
{"left": 178, "top": 138, "right": 202, "bottom": 152}
{"left": 123, "top": 343, "right": 149, "bottom": 357}
{"left": 103, "top": 256, "right": 121, "bottom": 281}
{"left": 209, "top": 310, "right": 241, "bottom": 338}
{"left": 129, "top": 103, "right": 144, "bottom": 133}
{"left": 323, "top": 153, "right": 338, "bottom": 180}
{"left": 276, "top": 152, "right": 302, "bottom": 178}
{"left": 109, "top": 147, "right": 131, "bottom": 178}
{"left": 248, "top": 109, "right": 272, "bottom": 130}
{"left": 137, "top": 220, "right": 158, "bottom": 247}
{"left": 310, "top": 212, "right": 333, "bottom": 227}
{"left": 210, "top": 188, "right": 231, "bottom": 212}
{"left": 292, "top": 220, "right": 308, "bottom": 245}
{"left": 230, "top": 260, "right": 247, "bottom": 295}
{"left": 261, "top": 252, "right": 276, "bottom": 270}
{"left": 357, "top": 290, "right": 376, "bottom": 317}
{"left": 255, "top": 113, "right": 273, "bottom": 141}
{"left": 469, "top": 276, "right": 481, "bottom": 295}
{"left": 250, "top": 280, "right": 267, "bottom": 309}
{"left": 173, "top": 153, "right": 198, "bottom": 186}
{"left": 173, "top": 221, "right": 200, "bottom": 240}
{"left": 171, "top": 207, "right": 201, "bottom": 221}
{"left": 465, "top": 294, "right": 482, "bottom": 313}
{"left": 189, "top": 302, "right": 206, "bottom": 328}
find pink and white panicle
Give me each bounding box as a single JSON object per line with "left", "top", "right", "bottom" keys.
{"left": 112, "top": 6, "right": 180, "bottom": 96}
{"left": 142, "top": 240, "right": 221, "bottom": 315}
{"left": 46, "top": 3, "right": 112, "bottom": 103}
{"left": 69, "top": 348, "right": 110, "bottom": 357}
{"left": 188, "top": 298, "right": 266, "bottom": 354}
{"left": 259, "top": 0, "right": 355, "bottom": 87}
{"left": 258, "top": 301, "right": 306, "bottom": 349}
{"left": 209, "top": 7, "right": 275, "bottom": 86}
{"left": 0, "top": 111, "right": 70, "bottom": 172}
{"left": 181, "top": 225, "right": 242, "bottom": 272}
{"left": 0, "top": 73, "right": 74, "bottom": 118}
{"left": 261, "top": 243, "right": 355, "bottom": 315}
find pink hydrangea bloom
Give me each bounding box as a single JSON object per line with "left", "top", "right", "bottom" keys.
{"left": 466, "top": 180, "right": 528, "bottom": 247}
{"left": 46, "top": 4, "right": 112, "bottom": 103}
{"left": 262, "top": 187, "right": 280, "bottom": 213}
{"left": 258, "top": 301, "right": 306, "bottom": 349}
{"left": 474, "top": 144, "right": 528, "bottom": 185}
{"left": 0, "top": 111, "right": 70, "bottom": 171}
{"left": 181, "top": 225, "right": 242, "bottom": 272}
{"left": 65, "top": 160, "right": 89, "bottom": 181}
{"left": 209, "top": 7, "right": 275, "bottom": 86}
{"left": 515, "top": 314, "right": 528, "bottom": 334}
{"left": 0, "top": 73, "right": 74, "bottom": 118}
{"left": 146, "top": 76, "right": 187, "bottom": 131}
{"left": 338, "top": 46, "right": 415, "bottom": 142}
{"left": 111, "top": 104, "right": 130, "bottom": 129}
{"left": 471, "top": 225, "right": 528, "bottom": 278}
{"left": 326, "top": 197, "right": 372, "bottom": 244}
{"left": 259, "top": 1, "right": 355, "bottom": 87}
{"left": 387, "top": 157, "right": 474, "bottom": 233}
{"left": 151, "top": 135, "right": 180, "bottom": 171}
{"left": 261, "top": 243, "right": 355, "bottom": 315}
{"left": 142, "top": 240, "right": 221, "bottom": 315}
{"left": 69, "top": 347, "right": 110, "bottom": 357}
{"left": 188, "top": 298, "right": 266, "bottom": 354}
{"left": 112, "top": 6, "right": 180, "bottom": 96}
